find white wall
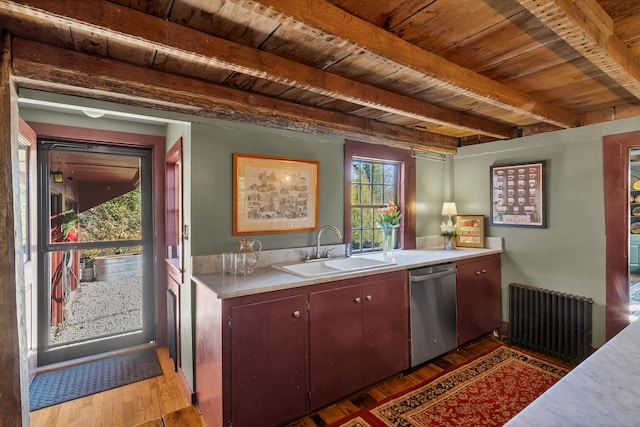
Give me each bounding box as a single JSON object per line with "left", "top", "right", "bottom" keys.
{"left": 455, "top": 116, "right": 640, "bottom": 347}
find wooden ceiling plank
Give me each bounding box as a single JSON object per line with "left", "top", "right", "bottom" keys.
{"left": 0, "top": 0, "right": 511, "bottom": 139}
{"left": 11, "top": 38, "right": 458, "bottom": 153}
{"left": 516, "top": 0, "right": 640, "bottom": 99}
{"left": 242, "top": 0, "right": 577, "bottom": 128}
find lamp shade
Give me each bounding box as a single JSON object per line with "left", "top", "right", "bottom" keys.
{"left": 441, "top": 202, "right": 457, "bottom": 216}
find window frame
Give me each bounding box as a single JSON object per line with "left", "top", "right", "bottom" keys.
{"left": 344, "top": 140, "right": 416, "bottom": 252}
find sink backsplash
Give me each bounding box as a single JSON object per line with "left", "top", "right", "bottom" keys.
{"left": 191, "top": 236, "right": 503, "bottom": 275}
{"left": 192, "top": 244, "right": 346, "bottom": 274}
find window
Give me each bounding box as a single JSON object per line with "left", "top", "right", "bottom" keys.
{"left": 351, "top": 159, "right": 399, "bottom": 252}
{"left": 18, "top": 136, "right": 30, "bottom": 262}
{"left": 344, "top": 140, "right": 416, "bottom": 254}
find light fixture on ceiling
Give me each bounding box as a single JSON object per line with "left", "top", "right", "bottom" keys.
{"left": 82, "top": 108, "right": 105, "bottom": 118}
{"left": 441, "top": 202, "right": 457, "bottom": 222}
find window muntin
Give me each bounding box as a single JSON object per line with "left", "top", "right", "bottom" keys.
{"left": 350, "top": 158, "right": 399, "bottom": 253}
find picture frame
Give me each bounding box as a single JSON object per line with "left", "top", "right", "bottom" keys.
{"left": 490, "top": 161, "right": 546, "bottom": 228}
{"left": 233, "top": 153, "right": 319, "bottom": 235}
{"left": 455, "top": 215, "right": 485, "bottom": 248}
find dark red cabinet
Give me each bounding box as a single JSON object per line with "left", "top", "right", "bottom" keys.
{"left": 456, "top": 254, "right": 501, "bottom": 345}
{"left": 197, "top": 269, "right": 409, "bottom": 427}
{"left": 309, "top": 271, "right": 409, "bottom": 409}
{"left": 229, "top": 294, "right": 308, "bottom": 427}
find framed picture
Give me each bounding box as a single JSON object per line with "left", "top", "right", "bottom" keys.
{"left": 455, "top": 215, "right": 485, "bottom": 248}
{"left": 490, "top": 161, "right": 546, "bottom": 228}
{"left": 233, "top": 153, "right": 319, "bottom": 235}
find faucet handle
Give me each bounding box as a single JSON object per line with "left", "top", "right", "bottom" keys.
{"left": 345, "top": 242, "right": 352, "bottom": 257}
{"left": 324, "top": 248, "right": 334, "bottom": 258}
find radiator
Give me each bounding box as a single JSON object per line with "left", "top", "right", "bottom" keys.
{"left": 509, "top": 283, "right": 593, "bottom": 364}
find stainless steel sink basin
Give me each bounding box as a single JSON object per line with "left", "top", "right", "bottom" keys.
{"left": 273, "top": 256, "right": 396, "bottom": 278}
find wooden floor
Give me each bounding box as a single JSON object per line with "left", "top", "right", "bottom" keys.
{"left": 30, "top": 347, "right": 198, "bottom": 427}
{"left": 29, "top": 337, "right": 573, "bottom": 427}
{"left": 287, "top": 336, "right": 575, "bottom": 427}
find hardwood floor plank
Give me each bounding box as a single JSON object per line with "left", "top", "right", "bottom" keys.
{"left": 162, "top": 405, "right": 204, "bottom": 427}
{"left": 30, "top": 348, "right": 194, "bottom": 427}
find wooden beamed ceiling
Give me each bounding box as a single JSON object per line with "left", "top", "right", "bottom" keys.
{"left": 2, "top": 0, "right": 640, "bottom": 152}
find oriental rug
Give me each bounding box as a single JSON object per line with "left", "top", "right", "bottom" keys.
{"left": 331, "top": 346, "right": 568, "bottom": 427}
{"left": 29, "top": 347, "right": 161, "bottom": 411}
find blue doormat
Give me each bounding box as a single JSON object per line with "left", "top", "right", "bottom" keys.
{"left": 29, "top": 348, "right": 162, "bottom": 411}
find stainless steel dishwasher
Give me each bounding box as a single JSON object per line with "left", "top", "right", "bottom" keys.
{"left": 409, "top": 263, "right": 458, "bottom": 367}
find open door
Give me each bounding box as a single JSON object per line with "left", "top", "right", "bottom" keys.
{"left": 37, "top": 139, "right": 156, "bottom": 366}
{"left": 18, "top": 118, "right": 38, "bottom": 381}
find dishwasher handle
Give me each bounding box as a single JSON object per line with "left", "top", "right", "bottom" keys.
{"left": 410, "top": 269, "right": 456, "bottom": 282}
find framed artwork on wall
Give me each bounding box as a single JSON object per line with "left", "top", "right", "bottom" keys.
{"left": 455, "top": 214, "right": 485, "bottom": 248}
{"left": 490, "top": 160, "right": 546, "bottom": 228}
{"left": 233, "top": 153, "right": 319, "bottom": 235}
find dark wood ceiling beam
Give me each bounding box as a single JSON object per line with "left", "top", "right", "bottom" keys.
{"left": 245, "top": 0, "right": 578, "bottom": 128}
{"left": 0, "top": 0, "right": 510, "bottom": 139}
{"left": 516, "top": 0, "right": 640, "bottom": 99}
{"left": 11, "top": 38, "right": 458, "bottom": 153}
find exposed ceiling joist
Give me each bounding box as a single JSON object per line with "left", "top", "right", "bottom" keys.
{"left": 12, "top": 38, "right": 458, "bottom": 153}
{"left": 244, "top": 0, "right": 578, "bottom": 128}
{"left": 516, "top": 0, "right": 640, "bottom": 99}
{"left": 0, "top": 0, "right": 511, "bottom": 139}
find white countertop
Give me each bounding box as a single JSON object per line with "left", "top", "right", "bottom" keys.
{"left": 192, "top": 247, "right": 501, "bottom": 299}
{"left": 505, "top": 319, "right": 640, "bottom": 426}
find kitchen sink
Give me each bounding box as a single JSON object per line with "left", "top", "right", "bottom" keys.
{"left": 273, "top": 256, "right": 396, "bottom": 278}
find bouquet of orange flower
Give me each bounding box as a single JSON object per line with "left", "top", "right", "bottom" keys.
{"left": 377, "top": 202, "right": 402, "bottom": 227}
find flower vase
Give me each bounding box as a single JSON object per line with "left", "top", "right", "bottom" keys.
{"left": 380, "top": 223, "right": 396, "bottom": 255}
{"left": 443, "top": 235, "right": 457, "bottom": 250}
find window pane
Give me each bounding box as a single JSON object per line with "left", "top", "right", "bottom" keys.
{"left": 373, "top": 228, "right": 383, "bottom": 249}
{"left": 361, "top": 163, "right": 371, "bottom": 184}
{"left": 372, "top": 163, "right": 383, "bottom": 184}
{"left": 19, "top": 146, "right": 29, "bottom": 261}
{"left": 362, "top": 208, "right": 374, "bottom": 227}
{"left": 351, "top": 162, "right": 361, "bottom": 183}
{"left": 351, "top": 184, "right": 360, "bottom": 204}
{"left": 361, "top": 184, "right": 371, "bottom": 204}
{"left": 352, "top": 208, "right": 361, "bottom": 228}
{"left": 352, "top": 230, "right": 362, "bottom": 250}
{"left": 384, "top": 164, "right": 397, "bottom": 184}
{"left": 383, "top": 186, "right": 395, "bottom": 204}
{"left": 362, "top": 229, "right": 373, "bottom": 250}
{"left": 372, "top": 185, "right": 383, "bottom": 205}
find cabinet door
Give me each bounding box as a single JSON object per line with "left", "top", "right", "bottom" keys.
{"left": 230, "top": 294, "right": 308, "bottom": 427}
{"left": 309, "top": 284, "right": 363, "bottom": 410}
{"left": 457, "top": 255, "right": 501, "bottom": 345}
{"left": 361, "top": 274, "right": 409, "bottom": 386}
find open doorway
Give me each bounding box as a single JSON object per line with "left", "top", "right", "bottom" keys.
{"left": 38, "top": 139, "right": 155, "bottom": 366}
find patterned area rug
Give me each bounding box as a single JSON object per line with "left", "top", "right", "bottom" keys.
{"left": 332, "top": 346, "right": 568, "bottom": 427}
{"left": 29, "top": 347, "right": 162, "bottom": 411}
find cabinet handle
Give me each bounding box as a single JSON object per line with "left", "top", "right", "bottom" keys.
{"left": 365, "top": 295, "right": 372, "bottom": 301}
{"left": 475, "top": 271, "right": 481, "bottom": 275}
{"left": 292, "top": 310, "right": 301, "bottom": 318}
{"left": 481, "top": 269, "right": 487, "bottom": 273}
{"left": 354, "top": 297, "right": 361, "bottom": 304}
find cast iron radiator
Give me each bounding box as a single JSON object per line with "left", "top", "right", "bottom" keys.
{"left": 508, "top": 283, "right": 593, "bottom": 364}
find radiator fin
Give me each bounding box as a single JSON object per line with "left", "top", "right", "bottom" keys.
{"left": 508, "top": 283, "right": 593, "bottom": 364}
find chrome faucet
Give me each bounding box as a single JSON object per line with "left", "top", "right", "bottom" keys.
{"left": 316, "top": 225, "right": 342, "bottom": 259}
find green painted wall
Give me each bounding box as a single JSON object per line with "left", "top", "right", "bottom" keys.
{"left": 454, "top": 116, "right": 640, "bottom": 348}
{"left": 190, "top": 120, "right": 345, "bottom": 255}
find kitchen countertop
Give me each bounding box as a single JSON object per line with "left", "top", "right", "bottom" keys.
{"left": 192, "top": 247, "right": 502, "bottom": 299}
{"left": 505, "top": 318, "right": 640, "bottom": 426}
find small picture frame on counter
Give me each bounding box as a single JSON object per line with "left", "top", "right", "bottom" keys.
{"left": 455, "top": 214, "right": 485, "bottom": 248}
